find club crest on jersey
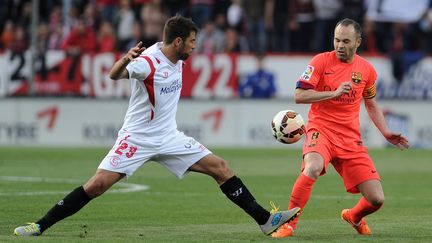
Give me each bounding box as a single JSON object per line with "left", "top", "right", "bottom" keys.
{"left": 110, "top": 156, "right": 121, "bottom": 168}
{"left": 352, "top": 72, "right": 362, "bottom": 84}
{"left": 163, "top": 71, "right": 169, "bottom": 78}
{"left": 300, "top": 65, "right": 314, "bottom": 81}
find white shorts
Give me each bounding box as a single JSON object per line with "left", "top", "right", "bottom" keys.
{"left": 98, "top": 130, "right": 212, "bottom": 179}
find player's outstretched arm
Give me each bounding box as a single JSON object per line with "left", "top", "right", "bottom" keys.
{"left": 364, "top": 97, "right": 410, "bottom": 150}
{"left": 109, "top": 41, "right": 146, "bottom": 80}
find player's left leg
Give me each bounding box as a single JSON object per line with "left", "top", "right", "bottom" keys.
{"left": 14, "top": 169, "right": 124, "bottom": 236}
{"left": 336, "top": 149, "right": 384, "bottom": 235}
{"left": 189, "top": 153, "right": 300, "bottom": 235}
{"left": 355, "top": 179, "right": 385, "bottom": 221}
{"left": 342, "top": 179, "right": 384, "bottom": 235}
{"left": 157, "top": 132, "right": 299, "bottom": 235}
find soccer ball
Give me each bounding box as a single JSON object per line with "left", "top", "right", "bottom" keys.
{"left": 271, "top": 110, "right": 305, "bottom": 144}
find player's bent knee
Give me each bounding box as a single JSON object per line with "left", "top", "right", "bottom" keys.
{"left": 370, "top": 196, "right": 385, "bottom": 207}
{"left": 303, "top": 164, "right": 323, "bottom": 179}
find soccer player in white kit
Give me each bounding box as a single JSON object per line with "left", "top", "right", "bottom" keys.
{"left": 14, "top": 16, "right": 300, "bottom": 237}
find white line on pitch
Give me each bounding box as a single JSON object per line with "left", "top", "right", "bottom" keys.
{"left": 0, "top": 176, "right": 149, "bottom": 196}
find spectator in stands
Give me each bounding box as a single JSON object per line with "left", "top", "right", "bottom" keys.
{"left": 340, "top": 0, "right": 364, "bottom": 24}
{"left": 83, "top": 2, "right": 100, "bottom": 31}
{"left": 365, "top": 0, "right": 430, "bottom": 82}
{"left": 312, "top": 0, "right": 342, "bottom": 52}
{"left": 48, "top": 5, "right": 62, "bottom": 33}
{"left": 242, "top": 0, "right": 272, "bottom": 53}
{"left": 97, "top": 21, "right": 116, "bottom": 52}
{"left": 224, "top": 27, "right": 249, "bottom": 53}
{"left": 140, "top": 0, "right": 168, "bottom": 48}
{"left": 125, "top": 21, "right": 143, "bottom": 51}
{"left": 289, "top": 0, "right": 315, "bottom": 52}
{"left": 227, "top": 0, "right": 244, "bottom": 32}
{"left": 47, "top": 25, "right": 64, "bottom": 50}
{"left": 162, "top": 0, "right": 190, "bottom": 17}
{"left": 268, "top": 0, "right": 291, "bottom": 52}
{"left": 61, "top": 18, "right": 97, "bottom": 82}
{"left": 114, "top": 0, "right": 135, "bottom": 52}
{"left": 190, "top": 0, "right": 214, "bottom": 28}
{"left": 238, "top": 53, "right": 277, "bottom": 98}
{"left": 63, "top": 2, "right": 81, "bottom": 38}
{"left": 195, "top": 19, "right": 226, "bottom": 54}
{"left": 0, "top": 20, "right": 14, "bottom": 52}
{"left": 96, "top": 0, "right": 117, "bottom": 22}
{"left": 16, "top": 1, "right": 32, "bottom": 35}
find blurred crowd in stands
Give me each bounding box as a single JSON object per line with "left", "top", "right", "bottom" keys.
{"left": 1, "top": 0, "right": 432, "bottom": 99}
{"left": 1, "top": 0, "right": 432, "bottom": 55}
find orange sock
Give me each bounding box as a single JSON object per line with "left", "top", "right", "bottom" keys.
{"left": 288, "top": 173, "right": 316, "bottom": 228}
{"left": 350, "top": 197, "right": 382, "bottom": 224}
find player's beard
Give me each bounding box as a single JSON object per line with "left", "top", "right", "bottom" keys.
{"left": 177, "top": 43, "right": 190, "bottom": 61}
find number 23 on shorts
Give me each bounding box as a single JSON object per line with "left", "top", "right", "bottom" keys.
{"left": 115, "top": 142, "right": 137, "bottom": 158}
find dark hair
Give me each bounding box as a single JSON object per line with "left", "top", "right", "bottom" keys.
{"left": 336, "top": 18, "right": 362, "bottom": 38}
{"left": 163, "top": 15, "right": 198, "bottom": 44}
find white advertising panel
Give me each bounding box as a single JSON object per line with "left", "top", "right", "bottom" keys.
{"left": 1, "top": 99, "right": 431, "bottom": 148}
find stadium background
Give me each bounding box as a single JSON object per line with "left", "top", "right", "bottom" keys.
{"left": 1, "top": 1, "right": 432, "bottom": 242}
{"left": 1, "top": 0, "right": 431, "bottom": 148}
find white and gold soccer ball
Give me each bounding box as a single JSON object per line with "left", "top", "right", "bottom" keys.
{"left": 271, "top": 110, "right": 305, "bottom": 144}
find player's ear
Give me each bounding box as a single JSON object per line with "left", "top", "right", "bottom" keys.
{"left": 356, "top": 37, "right": 362, "bottom": 49}
{"left": 174, "top": 37, "right": 182, "bottom": 47}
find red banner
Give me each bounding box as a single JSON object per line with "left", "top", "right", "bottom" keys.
{"left": 3, "top": 51, "right": 239, "bottom": 98}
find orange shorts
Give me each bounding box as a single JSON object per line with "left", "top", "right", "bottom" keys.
{"left": 302, "top": 128, "right": 381, "bottom": 193}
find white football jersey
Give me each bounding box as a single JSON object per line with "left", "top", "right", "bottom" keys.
{"left": 122, "top": 42, "right": 183, "bottom": 139}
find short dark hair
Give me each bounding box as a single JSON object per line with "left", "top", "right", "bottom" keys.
{"left": 336, "top": 18, "right": 362, "bottom": 38}
{"left": 163, "top": 15, "right": 198, "bottom": 44}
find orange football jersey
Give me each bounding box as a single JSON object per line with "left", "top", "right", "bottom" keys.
{"left": 296, "top": 51, "right": 377, "bottom": 151}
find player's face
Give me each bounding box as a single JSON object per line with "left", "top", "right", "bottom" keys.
{"left": 177, "top": 31, "right": 196, "bottom": 61}
{"left": 333, "top": 25, "right": 361, "bottom": 63}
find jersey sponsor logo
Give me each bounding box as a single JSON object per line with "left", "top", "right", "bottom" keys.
{"left": 160, "top": 79, "right": 182, "bottom": 95}
{"left": 323, "top": 85, "right": 357, "bottom": 103}
{"left": 300, "top": 65, "right": 314, "bottom": 81}
{"left": 351, "top": 72, "right": 362, "bottom": 84}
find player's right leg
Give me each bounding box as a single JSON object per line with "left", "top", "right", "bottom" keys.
{"left": 14, "top": 169, "right": 123, "bottom": 236}
{"left": 273, "top": 129, "right": 333, "bottom": 238}
{"left": 189, "top": 153, "right": 300, "bottom": 235}
{"left": 272, "top": 152, "right": 326, "bottom": 238}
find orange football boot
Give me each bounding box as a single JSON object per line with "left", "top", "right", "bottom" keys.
{"left": 271, "top": 223, "right": 294, "bottom": 238}
{"left": 341, "top": 209, "right": 372, "bottom": 235}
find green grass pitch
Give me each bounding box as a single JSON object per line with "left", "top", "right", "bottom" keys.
{"left": 0, "top": 147, "right": 431, "bottom": 242}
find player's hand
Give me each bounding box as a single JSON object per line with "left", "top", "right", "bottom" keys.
{"left": 123, "top": 41, "right": 146, "bottom": 62}
{"left": 333, "top": 82, "right": 352, "bottom": 98}
{"left": 385, "top": 132, "right": 410, "bottom": 150}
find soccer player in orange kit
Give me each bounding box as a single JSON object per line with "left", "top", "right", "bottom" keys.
{"left": 272, "top": 18, "right": 410, "bottom": 238}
